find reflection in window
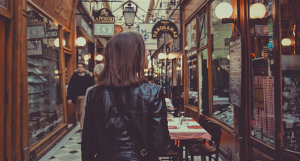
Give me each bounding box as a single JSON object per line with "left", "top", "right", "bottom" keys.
{"left": 249, "top": 0, "right": 275, "bottom": 146}
{"left": 201, "top": 50, "right": 209, "bottom": 116}
{"left": 211, "top": 0, "right": 234, "bottom": 127}
{"left": 185, "top": 19, "right": 197, "bottom": 51}
{"left": 27, "top": 6, "right": 63, "bottom": 146}
{"left": 166, "top": 59, "right": 172, "bottom": 98}
{"left": 280, "top": 0, "right": 300, "bottom": 153}
{"left": 186, "top": 18, "right": 198, "bottom": 107}
{"left": 188, "top": 49, "right": 198, "bottom": 107}
{"left": 0, "top": 0, "right": 6, "bottom": 8}
{"left": 198, "top": 9, "right": 207, "bottom": 48}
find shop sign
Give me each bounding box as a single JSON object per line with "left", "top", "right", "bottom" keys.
{"left": 229, "top": 36, "right": 242, "bottom": 107}
{"left": 32, "top": 0, "right": 73, "bottom": 28}
{"left": 28, "top": 11, "right": 44, "bottom": 25}
{"left": 139, "top": 23, "right": 157, "bottom": 50}
{"left": 93, "top": 8, "right": 115, "bottom": 37}
{"left": 94, "top": 24, "right": 115, "bottom": 37}
{"left": 93, "top": 8, "right": 115, "bottom": 23}
{"left": 28, "top": 40, "right": 43, "bottom": 55}
{"left": 27, "top": 11, "right": 46, "bottom": 39}
{"left": 81, "top": 19, "right": 92, "bottom": 37}
{"left": 77, "top": 12, "right": 94, "bottom": 40}
{"left": 47, "top": 30, "right": 58, "bottom": 38}
{"left": 152, "top": 20, "right": 178, "bottom": 39}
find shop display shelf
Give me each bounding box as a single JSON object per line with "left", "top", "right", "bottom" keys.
{"left": 29, "top": 89, "right": 49, "bottom": 94}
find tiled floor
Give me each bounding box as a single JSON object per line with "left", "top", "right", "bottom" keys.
{"left": 39, "top": 125, "right": 82, "bottom": 161}
{"left": 39, "top": 124, "right": 227, "bottom": 161}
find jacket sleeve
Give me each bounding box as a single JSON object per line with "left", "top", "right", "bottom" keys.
{"left": 81, "top": 91, "right": 94, "bottom": 161}
{"left": 149, "top": 87, "right": 170, "bottom": 156}
{"left": 82, "top": 87, "right": 92, "bottom": 121}
{"left": 67, "top": 74, "right": 75, "bottom": 101}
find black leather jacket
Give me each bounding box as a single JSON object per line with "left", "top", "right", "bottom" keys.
{"left": 82, "top": 82, "right": 170, "bottom": 161}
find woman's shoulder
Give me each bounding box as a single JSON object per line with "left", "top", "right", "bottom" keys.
{"left": 87, "top": 85, "right": 108, "bottom": 97}
{"left": 144, "top": 82, "right": 162, "bottom": 89}
{"left": 86, "top": 85, "right": 97, "bottom": 93}
{"left": 139, "top": 82, "right": 162, "bottom": 96}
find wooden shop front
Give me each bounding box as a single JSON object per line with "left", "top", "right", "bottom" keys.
{"left": 0, "top": 0, "right": 78, "bottom": 160}
{"left": 180, "top": 0, "right": 300, "bottom": 160}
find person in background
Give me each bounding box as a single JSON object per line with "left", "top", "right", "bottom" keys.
{"left": 67, "top": 62, "right": 94, "bottom": 132}
{"left": 82, "top": 32, "right": 170, "bottom": 161}
{"left": 81, "top": 63, "right": 104, "bottom": 130}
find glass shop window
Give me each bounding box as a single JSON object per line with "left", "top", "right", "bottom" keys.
{"left": 187, "top": 18, "right": 198, "bottom": 107}
{"left": 27, "top": 6, "right": 64, "bottom": 146}
{"left": 201, "top": 49, "right": 209, "bottom": 116}
{"left": 0, "top": 0, "right": 6, "bottom": 8}
{"left": 64, "top": 31, "right": 70, "bottom": 49}
{"left": 211, "top": 0, "right": 234, "bottom": 127}
{"left": 166, "top": 59, "right": 172, "bottom": 99}
{"left": 177, "top": 58, "right": 183, "bottom": 96}
{"left": 160, "top": 60, "right": 166, "bottom": 93}
{"left": 280, "top": 0, "right": 300, "bottom": 153}
{"left": 249, "top": 0, "right": 275, "bottom": 146}
{"left": 198, "top": 9, "right": 208, "bottom": 48}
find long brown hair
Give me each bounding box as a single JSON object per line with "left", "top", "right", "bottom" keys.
{"left": 97, "top": 32, "right": 146, "bottom": 87}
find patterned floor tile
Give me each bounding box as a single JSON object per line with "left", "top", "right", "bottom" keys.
{"left": 40, "top": 124, "right": 227, "bottom": 161}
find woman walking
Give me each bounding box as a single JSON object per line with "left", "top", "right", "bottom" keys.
{"left": 81, "top": 32, "right": 170, "bottom": 161}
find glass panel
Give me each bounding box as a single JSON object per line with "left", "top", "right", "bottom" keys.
{"left": 280, "top": 0, "right": 300, "bottom": 153}
{"left": 166, "top": 59, "right": 172, "bottom": 99}
{"left": 161, "top": 60, "right": 166, "bottom": 93}
{"left": 0, "top": 0, "right": 6, "bottom": 8}
{"left": 27, "top": 6, "right": 64, "bottom": 146}
{"left": 198, "top": 9, "right": 208, "bottom": 48}
{"left": 211, "top": 0, "right": 234, "bottom": 127}
{"left": 64, "top": 31, "right": 70, "bottom": 49}
{"left": 201, "top": 49, "right": 209, "bottom": 116}
{"left": 249, "top": 0, "right": 275, "bottom": 146}
{"left": 186, "top": 18, "right": 198, "bottom": 107}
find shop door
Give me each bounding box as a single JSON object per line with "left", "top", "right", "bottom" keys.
{"left": 0, "top": 15, "right": 7, "bottom": 161}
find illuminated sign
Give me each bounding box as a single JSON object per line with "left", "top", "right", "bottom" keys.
{"left": 27, "top": 11, "right": 46, "bottom": 39}
{"left": 93, "top": 8, "right": 115, "bottom": 23}
{"left": 93, "top": 8, "right": 115, "bottom": 37}
{"left": 152, "top": 20, "right": 178, "bottom": 39}
{"left": 27, "top": 11, "right": 44, "bottom": 25}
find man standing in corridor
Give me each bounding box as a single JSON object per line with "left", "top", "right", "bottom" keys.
{"left": 67, "top": 62, "right": 94, "bottom": 132}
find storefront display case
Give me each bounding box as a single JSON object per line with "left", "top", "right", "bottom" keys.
{"left": 23, "top": 0, "right": 77, "bottom": 160}
{"left": 248, "top": 1, "right": 300, "bottom": 159}
{"left": 25, "top": 4, "right": 70, "bottom": 159}
{"left": 182, "top": 0, "right": 237, "bottom": 160}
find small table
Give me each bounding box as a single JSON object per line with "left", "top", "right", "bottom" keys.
{"left": 168, "top": 117, "right": 211, "bottom": 161}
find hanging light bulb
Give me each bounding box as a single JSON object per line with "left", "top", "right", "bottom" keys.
{"left": 96, "top": 55, "right": 103, "bottom": 61}
{"left": 250, "top": 3, "right": 266, "bottom": 19}
{"left": 281, "top": 38, "right": 292, "bottom": 46}
{"left": 76, "top": 37, "right": 86, "bottom": 46}
{"left": 215, "top": 2, "right": 233, "bottom": 19}
{"left": 54, "top": 38, "right": 66, "bottom": 47}
{"left": 227, "top": 55, "right": 230, "bottom": 60}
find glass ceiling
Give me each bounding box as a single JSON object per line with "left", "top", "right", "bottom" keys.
{"left": 111, "top": 0, "right": 152, "bottom": 27}
{"left": 81, "top": 0, "right": 179, "bottom": 29}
